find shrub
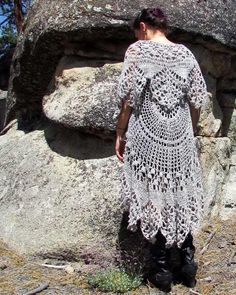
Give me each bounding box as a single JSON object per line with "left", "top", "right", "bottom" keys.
{"left": 87, "top": 267, "right": 143, "bottom": 293}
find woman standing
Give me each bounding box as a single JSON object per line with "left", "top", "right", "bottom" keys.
{"left": 114, "top": 7, "right": 209, "bottom": 293}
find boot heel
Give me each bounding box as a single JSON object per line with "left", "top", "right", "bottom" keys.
{"left": 181, "top": 262, "right": 198, "bottom": 287}
{"left": 179, "top": 233, "right": 198, "bottom": 288}
{"left": 166, "top": 246, "right": 182, "bottom": 284}
{"left": 148, "top": 231, "right": 173, "bottom": 293}
{"left": 149, "top": 271, "right": 172, "bottom": 292}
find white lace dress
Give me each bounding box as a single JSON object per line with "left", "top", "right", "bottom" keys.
{"left": 114, "top": 40, "right": 210, "bottom": 248}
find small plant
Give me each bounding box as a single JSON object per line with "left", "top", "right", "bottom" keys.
{"left": 87, "top": 267, "right": 143, "bottom": 293}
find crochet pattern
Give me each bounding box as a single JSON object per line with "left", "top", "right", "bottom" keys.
{"left": 115, "top": 40, "right": 210, "bottom": 248}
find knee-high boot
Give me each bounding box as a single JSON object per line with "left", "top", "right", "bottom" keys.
{"left": 166, "top": 245, "right": 182, "bottom": 284}
{"left": 148, "top": 231, "right": 173, "bottom": 293}
{"left": 179, "top": 232, "right": 198, "bottom": 287}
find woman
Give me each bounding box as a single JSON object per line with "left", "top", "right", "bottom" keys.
{"left": 114, "top": 7, "right": 209, "bottom": 293}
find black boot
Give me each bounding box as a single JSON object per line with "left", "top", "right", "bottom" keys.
{"left": 148, "top": 231, "right": 172, "bottom": 293}
{"left": 179, "top": 233, "right": 198, "bottom": 288}
{"left": 166, "top": 245, "right": 182, "bottom": 284}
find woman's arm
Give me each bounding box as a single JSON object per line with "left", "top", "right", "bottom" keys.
{"left": 189, "top": 104, "right": 201, "bottom": 135}
{"left": 115, "top": 100, "right": 133, "bottom": 162}
{"left": 185, "top": 52, "right": 209, "bottom": 135}
{"left": 114, "top": 43, "right": 140, "bottom": 161}
{"left": 116, "top": 100, "right": 133, "bottom": 136}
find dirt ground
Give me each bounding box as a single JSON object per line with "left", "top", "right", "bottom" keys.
{"left": 0, "top": 217, "right": 235, "bottom": 295}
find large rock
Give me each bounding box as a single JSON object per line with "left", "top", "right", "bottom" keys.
{"left": 0, "top": 119, "right": 231, "bottom": 257}
{"left": 197, "top": 136, "right": 232, "bottom": 218}
{"left": 42, "top": 45, "right": 220, "bottom": 137}
{"left": 0, "top": 119, "right": 123, "bottom": 262}
{"left": 4, "top": 0, "right": 236, "bottom": 128}
{"left": 42, "top": 56, "right": 122, "bottom": 134}
{"left": 1, "top": 0, "right": 236, "bottom": 258}
{"left": 220, "top": 154, "right": 236, "bottom": 219}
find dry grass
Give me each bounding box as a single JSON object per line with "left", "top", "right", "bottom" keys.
{"left": 0, "top": 217, "right": 235, "bottom": 294}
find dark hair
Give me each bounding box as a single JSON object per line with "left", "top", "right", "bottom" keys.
{"left": 132, "top": 7, "right": 168, "bottom": 34}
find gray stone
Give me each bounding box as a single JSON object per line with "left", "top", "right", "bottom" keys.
{"left": 0, "top": 120, "right": 123, "bottom": 262}
{"left": 1, "top": 0, "right": 236, "bottom": 258}
{"left": 5, "top": 0, "right": 236, "bottom": 127}
{"left": 0, "top": 120, "right": 232, "bottom": 257}
{"left": 42, "top": 56, "right": 121, "bottom": 134}
{"left": 196, "top": 136, "right": 231, "bottom": 218}
{"left": 220, "top": 154, "right": 236, "bottom": 219}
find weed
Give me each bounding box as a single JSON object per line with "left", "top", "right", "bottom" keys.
{"left": 87, "top": 267, "right": 143, "bottom": 293}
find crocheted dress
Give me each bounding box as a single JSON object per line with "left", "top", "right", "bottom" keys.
{"left": 114, "top": 40, "right": 210, "bottom": 248}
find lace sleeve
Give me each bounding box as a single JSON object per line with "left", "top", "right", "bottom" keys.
{"left": 186, "top": 57, "right": 210, "bottom": 110}
{"left": 116, "top": 43, "right": 139, "bottom": 108}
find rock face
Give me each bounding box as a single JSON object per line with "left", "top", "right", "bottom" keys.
{"left": 0, "top": 120, "right": 123, "bottom": 262}
{"left": 42, "top": 56, "right": 122, "bottom": 134}
{"left": 0, "top": 120, "right": 231, "bottom": 262}
{"left": 1, "top": 0, "right": 236, "bottom": 260}
{"left": 198, "top": 137, "right": 231, "bottom": 217}
{"left": 220, "top": 154, "right": 236, "bottom": 219}
{"left": 4, "top": 0, "right": 236, "bottom": 127}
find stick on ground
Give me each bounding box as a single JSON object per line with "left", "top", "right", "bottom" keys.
{"left": 24, "top": 282, "right": 49, "bottom": 295}
{"left": 199, "top": 230, "right": 217, "bottom": 255}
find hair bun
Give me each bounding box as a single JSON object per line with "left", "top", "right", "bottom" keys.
{"left": 151, "top": 8, "right": 164, "bottom": 17}
{"left": 132, "top": 7, "right": 168, "bottom": 32}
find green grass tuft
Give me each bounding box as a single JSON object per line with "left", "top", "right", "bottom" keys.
{"left": 87, "top": 267, "right": 143, "bottom": 293}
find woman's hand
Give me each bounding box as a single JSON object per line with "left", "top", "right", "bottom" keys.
{"left": 115, "top": 135, "right": 126, "bottom": 162}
